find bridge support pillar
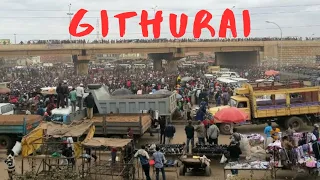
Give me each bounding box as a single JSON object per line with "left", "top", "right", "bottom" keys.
{"left": 153, "top": 59, "right": 163, "bottom": 71}
{"left": 75, "top": 55, "right": 90, "bottom": 75}
{"left": 148, "top": 52, "right": 184, "bottom": 72}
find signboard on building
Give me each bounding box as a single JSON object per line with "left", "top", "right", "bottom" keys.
{"left": 0, "top": 39, "right": 10, "bottom": 45}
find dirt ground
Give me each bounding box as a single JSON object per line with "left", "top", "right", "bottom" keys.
{"left": 0, "top": 123, "right": 316, "bottom": 180}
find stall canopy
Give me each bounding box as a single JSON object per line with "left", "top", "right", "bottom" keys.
{"left": 38, "top": 120, "right": 93, "bottom": 137}
{"left": 22, "top": 120, "right": 94, "bottom": 157}
{"left": 82, "top": 138, "right": 132, "bottom": 149}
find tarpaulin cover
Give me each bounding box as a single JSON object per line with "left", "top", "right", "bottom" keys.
{"left": 38, "top": 120, "right": 93, "bottom": 137}
{"left": 82, "top": 138, "right": 132, "bottom": 149}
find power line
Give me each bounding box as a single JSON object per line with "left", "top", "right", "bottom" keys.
{"left": 0, "top": 9, "right": 318, "bottom": 19}
{"left": 1, "top": 24, "right": 320, "bottom": 36}
{"left": 0, "top": 3, "right": 319, "bottom": 12}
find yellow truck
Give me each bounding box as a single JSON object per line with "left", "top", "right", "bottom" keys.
{"left": 209, "top": 83, "right": 320, "bottom": 134}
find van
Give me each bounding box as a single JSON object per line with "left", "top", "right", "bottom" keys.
{"left": 0, "top": 103, "right": 14, "bottom": 115}
{"left": 219, "top": 71, "right": 240, "bottom": 78}
{"left": 119, "top": 64, "right": 132, "bottom": 68}
{"left": 133, "top": 64, "right": 146, "bottom": 68}
{"left": 181, "top": 64, "right": 195, "bottom": 68}
{"left": 230, "top": 78, "right": 248, "bottom": 86}
{"left": 217, "top": 78, "right": 238, "bottom": 86}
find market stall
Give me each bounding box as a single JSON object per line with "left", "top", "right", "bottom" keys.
{"left": 224, "top": 161, "right": 271, "bottom": 179}
{"left": 20, "top": 120, "right": 95, "bottom": 177}
{"left": 80, "top": 137, "right": 135, "bottom": 180}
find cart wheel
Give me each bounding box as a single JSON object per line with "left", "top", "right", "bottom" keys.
{"left": 179, "top": 165, "right": 186, "bottom": 176}
{"left": 205, "top": 166, "right": 211, "bottom": 176}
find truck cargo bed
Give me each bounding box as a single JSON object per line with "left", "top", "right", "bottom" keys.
{"left": 89, "top": 85, "right": 176, "bottom": 120}
{"left": 0, "top": 115, "right": 41, "bottom": 125}
{"left": 92, "top": 114, "right": 151, "bottom": 136}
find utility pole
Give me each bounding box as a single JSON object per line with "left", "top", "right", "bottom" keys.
{"left": 266, "top": 21, "right": 283, "bottom": 69}
{"left": 67, "top": 3, "right": 74, "bottom": 40}
{"left": 96, "top": 18, "right": 100, "bottom": 40}
{"left": 228, "top": 6, "right": 236, "bottom": 38}
{"left": 14, "top": 34, "right": 16, "bottom": 44}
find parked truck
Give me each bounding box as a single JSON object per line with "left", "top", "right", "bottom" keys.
{"left": 209, "top": 83, "right": 320, "bottom": 134}
{"left": 0, "top": 115, "right": 42, "bottom": 149}
{"left": 89, "top": 84, "right": 177, "bottom": 121}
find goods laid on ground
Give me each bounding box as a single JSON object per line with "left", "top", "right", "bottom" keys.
{"left": 224, "top": 161, "right": 270, "bottom": 170}
{"left": 145, "top": 144, "right": 184, "bottom": 155}
{"left": 192, "top": 144, "right": 228, "bottom": 155}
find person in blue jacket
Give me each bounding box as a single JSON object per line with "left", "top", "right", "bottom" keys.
{"left": 264, "top": 122, "right": 273, "bottom": 146}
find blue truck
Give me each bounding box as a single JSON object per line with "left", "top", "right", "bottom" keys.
{"left": 0, "top": 115, "right": 42, "bottom": 149}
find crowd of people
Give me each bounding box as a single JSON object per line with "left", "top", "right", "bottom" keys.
{"left": 8, "top": 36, "right": 320, "bottom": 45}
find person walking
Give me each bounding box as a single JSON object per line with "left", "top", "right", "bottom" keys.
{"left": 134, "top": 145, "right": 151, "bottom": 180}
{"left": 159, "top": 117, "right": 166, "bottom": 144}
{"left": 76, "top": 83, "right": 84, "bottom": 110}
{"left": 164, "top": 122, "right": 176, "bottom": 144}
{"left": 184, "top": 101, "right": 192, "bottom": 120}
{"left": 69, "top": 88, "right": 77, "bottom": 113}
{"left": 84, "top": 92, "right": 95, "bottom": 119}
{"left": 195, "top": 120, "right": 206, "bottom": 145}
{"left": 185, "top": 120, "right": 195, "bottom": 153}
{"left": 207, "top": 123, "right": 220, "bottom": 145}
{"left": 153, "top": 146, "right": 167, "bottom": 180}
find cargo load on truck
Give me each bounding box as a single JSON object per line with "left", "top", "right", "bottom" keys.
{"left": 92, "top": 114, "right": 151, "bottom": 138}
{"left": 88, "top": 84, "right": 177, "bottom": 121}
{"left": 0, "top": 115, "right": 42, "bottom": 149}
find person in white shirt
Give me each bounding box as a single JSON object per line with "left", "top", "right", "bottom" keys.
{"left": 134, "top": 145, "right": 151, "bottom": 180}
{"left": 76, "top": 83, "right": 84, "bottom": 110}
{"left": 5, "top": 150, "right": 15, "bottom": 180}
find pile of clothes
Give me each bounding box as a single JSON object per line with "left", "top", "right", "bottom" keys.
{"left": 192, "top": 144, "right": 228, "bottom": 154}
{"left": 224, "top": 161, "right": 270, "bottom": 170}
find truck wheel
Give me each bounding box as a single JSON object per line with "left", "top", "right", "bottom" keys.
{"left": 205, "top": 166, "right": 211, "bottom": 176}
{"left": 285, "top": 116, "right": 304, "bottom": 131}
{"left": 179, "top": 165, "right": 186, "bottom": 176}
{"left": 219, "top": 123, "right": 232, "bottom": 135}
{"left": 0, "top": 135, "right": 13, "bottom": 149}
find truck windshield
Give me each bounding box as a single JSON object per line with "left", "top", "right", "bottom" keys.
{"left": 230, "top": 99, "right": 237, "bottom": 107}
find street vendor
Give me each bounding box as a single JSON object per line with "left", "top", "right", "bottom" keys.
{"left": 271, "top": 126, "right": 281, "bottom": 142}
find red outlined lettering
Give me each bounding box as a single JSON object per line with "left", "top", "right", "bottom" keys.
{"left": 139, "top": 10, "right": 163, "bottom": 38}
{"left": 242, "top": 10, "right": 251, "bottom": 37}
{"left": 219, "top": 9, "right": 237, "bottom": 38}
{"left": 69, "top": 9, "right": 251, "bottom": 38}
{"left": 101, "top": 10, "right": 109, "bottom": 37}
{"left": 69, "top": 9, "right": 94, "bottom": 37}
{"left": 114, "top": 12, "right": 137, "bottom": 37}
{"left": 169, "top": 13, "right": 188, "bottom": 38}
{"left": 193, "top": 10, "right": 215, "bottom": 38}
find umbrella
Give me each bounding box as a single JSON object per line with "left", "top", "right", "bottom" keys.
{"left": 181, "top": 77, "right": 193, "bottom": 82}
{"left": 0, "top": 88, "right": 11, "bottom": 94}
{"left": 112, "top": 88, "right": 133, "bottom": 96}
{"left": 214, "top": 107, "right": 248, "bottom": 123}
{"left": 265, "top": 70, "right": 280, "bottom": 76}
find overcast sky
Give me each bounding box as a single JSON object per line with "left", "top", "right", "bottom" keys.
{"left": 1, "top": 0, "right": 320, "bottom": 42}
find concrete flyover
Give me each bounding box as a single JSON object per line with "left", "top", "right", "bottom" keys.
{"left": 1, "top": 40, "right": 320, "bottom": 73}
{"left": 0, "top": 41, "right": 267, "bottom": 56}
